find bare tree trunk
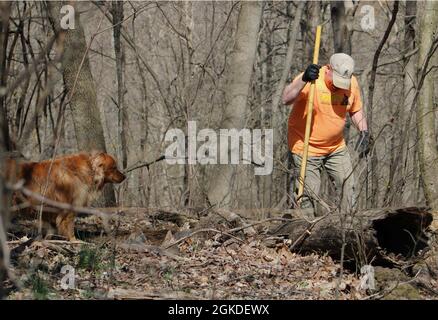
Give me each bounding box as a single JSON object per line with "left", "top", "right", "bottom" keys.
{"left": 111, "top": 1, "right": 129, "bottom": 206}
{"left": 134, "top": 50, "right": 149, "bottom": 207}
{"left": 0, "top": 122, "right": 9, "bottom": 299}
{"left": 330, "top": 1, "right": 353, "bottom": 54}
{"left": 112, "top": 1, "right": 128, "bottom": 170}
{"left": 307, "top": 1, "right": 321, "bottom": 59}
{"left": 390, "top": 1, "right": 417, "bottom": 205}
{"left": 0, "top": 1, "right": 12, "bottom": 152}
{"left": 0, "top": 3, "right": 11, "bottom": 297}
{"left": 207, "top": 1, "right": 262, "bottom": 207}
{"left": 0, "top": 127, "right": 8, "bottom": 300}
{"left": 416, "top": 0, "right": 438, "bottom": 211}
{"left": 183, "top": 1, "right": 195, "bottom": 207}
{"left": 48, "top": 1, "right": 115, "bottom": 206}
{"left": 262, "top": 16, "right": 273, "bottom": 209}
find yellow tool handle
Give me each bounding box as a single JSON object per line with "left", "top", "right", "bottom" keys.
{"left": 297, "top": 25, "right": 322, "bottom": 204}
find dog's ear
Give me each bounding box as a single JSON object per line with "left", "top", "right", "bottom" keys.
{"left": 90, "top": 151, "right": 106, "bottom": 168}
{"left": 90, "top": 150, "right": 105, "bottom": 159}
{"left": 90, "top": 151, "right": 106, "bottom": 189}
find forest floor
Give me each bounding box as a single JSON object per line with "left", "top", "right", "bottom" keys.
{"left": 4, "top": 207, "right": 438, "bottom": 300}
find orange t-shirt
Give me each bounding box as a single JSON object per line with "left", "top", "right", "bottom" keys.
{"left": 288, "top": 65, "right": 363, "bottom": 156}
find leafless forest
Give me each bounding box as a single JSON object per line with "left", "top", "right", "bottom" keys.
{"left": 1, "top": 0, "right": 438, "bottom": 300}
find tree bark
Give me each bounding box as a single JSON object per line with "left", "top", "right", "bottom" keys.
{"left": 132, "top": 28, "right": 149, "bottom": 207}
{"left": 270, "top": 207, "right": 433, "bottom": 266}
{"left": 0, "top": 129, "right": 8, "bottom": 299}
{"left": 416, "top": 0, "right": 438, "bottom": 211}
{"left": 306, "top": 1, "right": 321, "bottom": 59}
{"left": 0, "top": 1, "right": 12, "bottom": 152}
{"left": 111, "top": 1, "right": 129, "bottom": 170}
{"left": 207, "top": 1, "right": 263, "bottom": 207}
{"left": 330, "top": 1, "right": 352, "bottom": 55}
{"left": 0, "top": 2, "right": 12, "bottom": 297}
{"left": 47, "top": 1, "right": 115, "bottom": 206}
{"left": 388, "top": 1, "right": 417, "bottom": 206}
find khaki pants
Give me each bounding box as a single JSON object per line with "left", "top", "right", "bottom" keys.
{"left": 291, "top": 148, "right": 356, "bottom": 216}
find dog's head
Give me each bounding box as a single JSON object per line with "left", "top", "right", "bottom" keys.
{"left": 90, "top": 152, "right": 126, "bottom": 189}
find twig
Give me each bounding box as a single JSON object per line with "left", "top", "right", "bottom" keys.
{"left": 1, "top": 35, "right": 57, "bottom": 98}
{"left": 124, "top": 155, "right": 166, "bottom": 173}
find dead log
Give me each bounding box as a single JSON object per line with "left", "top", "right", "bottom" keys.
{"left": 269, "top": 207, "right": 433, "bottom": 266}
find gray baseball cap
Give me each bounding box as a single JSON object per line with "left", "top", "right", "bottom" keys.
{"left": 330, "top": 53, "right": 355, "bottom": 90}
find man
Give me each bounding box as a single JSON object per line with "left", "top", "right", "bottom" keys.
{"left": 282, "top": 53, "right": 370, "bottom": 217}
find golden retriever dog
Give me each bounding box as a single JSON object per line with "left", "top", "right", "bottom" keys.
{"left": 6, "top": 151, "right": 125, "bottom": 241}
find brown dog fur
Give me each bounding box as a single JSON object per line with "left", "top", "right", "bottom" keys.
{"left": 6, "top": 152, "right": 125, "bottom": 241}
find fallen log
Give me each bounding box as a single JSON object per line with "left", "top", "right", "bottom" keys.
{"left": 269, "top": 207, "right": 433, "bottom": 266}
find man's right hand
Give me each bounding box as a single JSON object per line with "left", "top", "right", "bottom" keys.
{"left": 302, "top": 64, "right": 321, "bottom": 82}
{"left": 355, "top": 131, "right": 371, "bottom": 158}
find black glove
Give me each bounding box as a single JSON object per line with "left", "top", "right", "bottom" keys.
{"left": 355, "top": 131, "right": 371, "bottom": 158}
{"left": 302, "top": 64, "right": 321, "bottom": 82}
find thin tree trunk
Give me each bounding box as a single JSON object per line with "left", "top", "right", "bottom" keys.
{"left": 330, "top": 1, "right": 353, "bottom": 54}
{"left": 307, "top": 1, "right": 321, "bottom": 59}
{"left": 207, "top": 1, "right": 263, "bottom": 207}
{"left": 0, "top": 125, "right": 8, "bottom": 300}
{"left": 416, "top": 0, "right": 438, "bottom": 211}
{"left": 112, "top": 1, "right": 128, "bottom": 170}
{"left": 111, "top": 1, "right": 128, "bottom": 206}
{"left": 0, "top": 2, "right": 12, "bottom": 152}
{"left": 135, "top": 52, "right": 149, "bottom": 207}
{"left": 0, "top": 2, "right": 11, "bottom": 298}
{"left": 183, "top": 0, "right": 195, "bottom": 207}
{"left": 390, "top": 1, "right": 417, "bottom": 205}
{"left": 262, "top": 17, "right": 273, "bottom": 209}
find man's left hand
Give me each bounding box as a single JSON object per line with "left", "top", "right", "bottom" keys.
{"left": 355, "top": 131, "right": 371, "bottom": 158}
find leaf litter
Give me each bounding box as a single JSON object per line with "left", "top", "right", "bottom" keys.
{"left": 4, "top": 208, "right": 437, "bottom": 300}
